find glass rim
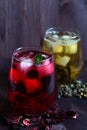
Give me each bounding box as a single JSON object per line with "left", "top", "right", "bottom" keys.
{"left": 45, "top": 27, "right": 81, "bottom": 38}
{"left": 12, "top": 46, "right": 54, "bottom": 64}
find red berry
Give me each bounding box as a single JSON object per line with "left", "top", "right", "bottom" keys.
{"left": 9, "top": 68, "right": 22, "bottom": 84}
{"left": 24, "top": 78, "right": 42, "bottom": 94}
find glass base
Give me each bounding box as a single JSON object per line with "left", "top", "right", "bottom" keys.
{"left": 2, "top": 103, "right": 77, "bottom": 130}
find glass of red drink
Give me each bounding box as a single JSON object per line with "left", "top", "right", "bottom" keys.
{"left": 8, "top": 47, "right": 58, "bottom": 116}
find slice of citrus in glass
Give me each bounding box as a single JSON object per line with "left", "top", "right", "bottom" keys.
{"left": 64, "top": 39, "right": 79, "bottom": 54}
{"left": 69, "top": 41, "right": 78, "bottom": 54}
{"left": 55, "top": 55, "right": 70, "bottom": 67}
{"left": 53, "top": 44, "right": 63, "bottom": 53}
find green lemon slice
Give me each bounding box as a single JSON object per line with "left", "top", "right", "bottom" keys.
{"left": 53, "top": 44, "right": 63, "bottom": 53}
{"left": 55, "top": 55, "right": 70, "bottom": 67}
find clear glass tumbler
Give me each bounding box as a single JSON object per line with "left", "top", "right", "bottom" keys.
{"left": 8, "top": 47, "right": 58, "bottom": 116}
{"left": 42, "top": 27, "right": 84, "bottom": 84}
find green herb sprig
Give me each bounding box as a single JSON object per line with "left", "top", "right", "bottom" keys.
{"left": 34, "top": 54, "right": 46, "bottom": 65}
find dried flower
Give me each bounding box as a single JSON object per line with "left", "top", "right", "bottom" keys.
{"left": 59, "top": 80, "right": 87, "bottom": 99}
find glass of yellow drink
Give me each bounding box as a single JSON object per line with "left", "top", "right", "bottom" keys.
{"left": 42, "top": 27, "right": 84, "bottom": 84}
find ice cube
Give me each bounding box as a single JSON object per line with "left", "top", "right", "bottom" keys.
{"left": 55, "top": 55, "right": 70, "bottom": 67}
{"left": 42, "top": 59, "right": 50, "bottom": 65}
{"left": 62, "top": 35, "right": 70, "bottom": 39}
{"left": 71, "top": 35, "right": 77, "bottom": 39}
{"left": 42, "top": 54, "right": 48, "bottom": 58}
{"left": 45, "top": 34, "right": 58, "bottom": 42}
{"left": 19, "top": 57, "right": 26, "bottom": 61}
{"left": 61, "top": 35, "right": 71, "bottom": 45}
{"left": 20, "top": 58, "right": 34, "bottom": 69}
{"left": 53, "top": 34, "right": 59, "bottom": 38}
{"left": 70, "top": 39, "right": 79, "bottom": 44}
{"left": 52, "top": 34, "right": 59, "bottom": 41}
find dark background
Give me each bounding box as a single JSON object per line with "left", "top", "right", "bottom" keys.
{"left": 0, "top": 0, "right": 87, "bottom": 72}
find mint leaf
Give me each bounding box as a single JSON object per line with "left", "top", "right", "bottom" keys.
{"left": 34, "top": 54, "right": 46, "bottom": 65}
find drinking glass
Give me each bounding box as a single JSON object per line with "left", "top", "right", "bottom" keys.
{"left": 42, "top": 27, "right": 84, "bottom": 84}
{"left": 8, "top": 47, "right": 58, "bottom": 121}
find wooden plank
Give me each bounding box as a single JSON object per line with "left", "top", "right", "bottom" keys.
{"left": 24, "top": 0, "right": 41, "bottom": 46}
{"left": 5, "top": 0, "right": 25, "bottom": 57}
{"left": 0, "top": 0, "right": 25, "bottom": 71}
{"left": 59, "top": 0, "right": 87, "bottom": 59}
{"left": 0, "top": 0, "right": 87, "bottom": 71}
{"left": 40, "top": 0, "right": 59, "bottom": 37}
{"left": 25, "top": 0, "right": 59, "bottom": 46}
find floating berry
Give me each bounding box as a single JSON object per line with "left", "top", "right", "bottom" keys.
{"left": 24, "top": 78, "right": 42, "bottom": 94}
{"left": 9, "top": 68, "right": 22, "bottom": 84}
{"left": 26, "top": 69, "right": 39, "bottom": 79}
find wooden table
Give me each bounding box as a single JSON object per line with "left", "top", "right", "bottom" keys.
{"left": 0, "top": 61, "right": 87, "bottom": 130}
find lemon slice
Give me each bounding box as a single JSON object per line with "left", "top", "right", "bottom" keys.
{"left": 55, "top": 55, "right": 70, "bottom": 67}
{"left": 69, "top": 42, "right": 77, "bottom": 54}
{"left": 53, "top": 44, "right": 63, "bottom": 53}
{"left": 64, "top": 39, "right": 79, "bottom": 54}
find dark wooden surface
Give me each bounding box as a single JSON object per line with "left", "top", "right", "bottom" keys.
{"left": 0, "top": 0, "right": 87, "bottom": 71}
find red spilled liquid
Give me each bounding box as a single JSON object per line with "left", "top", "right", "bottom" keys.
{"left": 8, "top": 50, "right": 58, "bottom": 115}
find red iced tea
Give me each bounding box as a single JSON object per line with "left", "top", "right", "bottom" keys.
{"left": 8, "top": 47, "right": 58, "bottom": 115}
